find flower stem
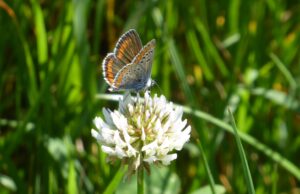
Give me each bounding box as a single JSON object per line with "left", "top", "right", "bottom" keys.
{"left": 137, "top": 167, "right": 144, "bottom": 194}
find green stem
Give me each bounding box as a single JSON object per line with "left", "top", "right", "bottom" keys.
{"left": 228, "top": 109, "right": 256, "bottom": 194}
{"left": 197, "top": 139, "right": 216, "bottom": 194}
{"left": 137, "top": 167, "right": 144, "bottom": 194}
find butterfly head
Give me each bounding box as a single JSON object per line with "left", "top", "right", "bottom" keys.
{"left": 143, "top": 78, "right": 156, "bottom": 92}
{"left": 148, "top": 79, "right": 156, "bottom": 88}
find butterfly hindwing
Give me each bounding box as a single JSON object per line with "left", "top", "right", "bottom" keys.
{"left": 112, "top": 63, "right": 146, "bottom": 91}
{"left": 102, "top": 53, "right": 124, "bottom": 87}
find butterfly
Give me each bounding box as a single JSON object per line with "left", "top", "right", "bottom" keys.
{"left": 102, "top": 29, "right": 156, "bottom": 92}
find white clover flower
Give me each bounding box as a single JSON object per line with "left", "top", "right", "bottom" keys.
{"left": 91, "top": 92, "right": 191, "bottom": 174}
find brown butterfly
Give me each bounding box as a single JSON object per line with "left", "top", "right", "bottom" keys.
{"left": 102, "top": 29, "right": 156, "bottom": 92}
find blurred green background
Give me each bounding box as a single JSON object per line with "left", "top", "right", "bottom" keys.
{"left": 0, "top": 0, "right": 299, "bottom": 193}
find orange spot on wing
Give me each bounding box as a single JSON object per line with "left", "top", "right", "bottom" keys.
{"left": 116, "top": 40, "right": 130, "bottom": 59}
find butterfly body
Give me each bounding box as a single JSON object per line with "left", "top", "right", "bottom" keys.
{"left": 102, "top": 29, "right": 155, "bottom": 92}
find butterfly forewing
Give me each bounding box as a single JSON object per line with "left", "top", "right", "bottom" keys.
{"left": 114, "top": 29, "right": 143, "bottom": 65}
{"left": 132, "top": 39, "right": 156, "bottom": 80}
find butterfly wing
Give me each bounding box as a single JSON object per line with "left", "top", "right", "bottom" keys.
{"left": 114, "top": 29, "right": 143, "bottom": 65}
{"left": 132, "top": 39, "right": 156, "bottom": 82}
{"left": 102, "top": 53, "right": 124, "bottom": 88}
{"left": 102, "top": 29, "right": 143, "bottom": 89}
{"left": 112, "top": 39, "right": 156, "bottom": 91}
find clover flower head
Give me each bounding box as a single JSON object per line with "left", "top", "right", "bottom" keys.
{"left": 91, "top": 92, "right": 191, "bottom": 175}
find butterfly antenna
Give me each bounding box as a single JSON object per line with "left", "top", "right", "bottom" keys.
{"left": 152, "top": 80, "right": 163, "bottom": 95}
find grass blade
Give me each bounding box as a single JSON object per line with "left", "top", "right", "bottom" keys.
{"left": 167, "top": 39, "right": 196, "bottom": 105}
{"left": 194, "top": 19, "right": 229, "bottom": 76}
{"left": 31, "top": 0, "right": 48, "bottom": 66}
{"left": 186, "top": 30, "right": 213, "bottom": 81}
{"left": 269, "top": 53, "right": 297, "bottom": 90}
{"left": 103, "top": 166, "right": 127, "bottom": 194}
{"left": 197, "top": 140, "right": 216, "bottom": 194}
{"left": 228, "top": 109, "right": 255, "bottom": 194}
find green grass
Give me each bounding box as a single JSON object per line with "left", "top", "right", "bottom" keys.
{"left": 1, "top": 0, "right": 300, "bottom": 193}
{"left": 229, "top": 109, "right": 255, "bottom": 194}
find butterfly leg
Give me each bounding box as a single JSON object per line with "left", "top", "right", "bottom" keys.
{"left": 136, "top": 92, "right": 140, "bottom": 104}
